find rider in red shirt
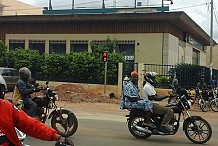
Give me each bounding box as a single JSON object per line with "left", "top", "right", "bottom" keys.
{"left": 0, "top": 99, "right": 74, "bottom": 146}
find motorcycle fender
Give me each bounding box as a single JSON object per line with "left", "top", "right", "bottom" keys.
{"left": 48, "top": 110, "right": 59, "bottom": 119}
{"left": 183, "top": 116, "right": 201, "bottom": 131}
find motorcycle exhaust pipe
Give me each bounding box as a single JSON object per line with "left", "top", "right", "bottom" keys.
{"left": 132, "top": 125, "right": 152, "bottom": 134}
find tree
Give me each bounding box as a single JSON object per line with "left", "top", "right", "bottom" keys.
{"left": 0, "top": 41, "right": 8, "bottom": 66}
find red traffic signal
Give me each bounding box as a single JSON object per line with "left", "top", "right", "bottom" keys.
{"left": 102, "top": 51, "right": 107, "bottom": 62}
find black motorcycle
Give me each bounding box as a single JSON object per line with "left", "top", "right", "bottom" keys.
{"left": 30, "top": 81, "right": 78, "bottom": 137}
{"left": 125, "top": 95, "right": 212, "bottom": 144}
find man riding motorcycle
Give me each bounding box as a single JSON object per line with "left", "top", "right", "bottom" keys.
{"left": 142, "top": 72, "right": 174, "bottom": 133}
{"left": 0, "top": 98, "right": 74, "bottom": 146}
{"left": 12, "top": 67, "right": 38, "bottom": 117}
{"left": 120, "top": 71, "right": 154, "bottom": 127}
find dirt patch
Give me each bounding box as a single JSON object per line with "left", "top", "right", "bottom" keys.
{"left": 54, "top": 84, "right": 120, "bottom": 104}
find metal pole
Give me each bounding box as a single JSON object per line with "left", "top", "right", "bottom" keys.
{"left": 210, "top": 0, "right": 214, "bottom": 80}
{"left": 72, "top": 0, "right": 74, "bottom": 9}
{"left": 102, "top": 0, "right": 105, "bottom": 9}
{"left": 104, "top": 61, "right": 107, "bottom": 94}
{"left": 49, "top": 0, "right": 52, "bottom": 10}
{"left": 113, "top": 0, "right": 116, "bottom": 8}
{"left": 134, "top": 0, "right": 137, "bottom": 8}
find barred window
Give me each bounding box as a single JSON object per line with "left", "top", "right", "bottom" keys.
{"left": 116, "top": 40, "right": 135, "bottom": 61}
{"left": 49, "top": 40, "right": 66, "bottom": 54}
{"left": 192, "top": 49, "right": 199, "bottom": 65}
{"left": 29, "top": 40, "right": 45, "bottom": 54}
{"left": 9, "top": 39, "right": 25, "bottom": 50}
{"left": 70, "top": 40, "right": 88, "bottom": 52}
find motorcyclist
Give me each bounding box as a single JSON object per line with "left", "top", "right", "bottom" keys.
{"left": 120, "top": 71, "right": 154, "bottom": 128}
{"left": 196, "top": 77, "right": 208, "bottom": 100}
{"left": 142, "top": 72, "right": 174, "bottom": 133}
{"left": 12, "top": 67, "right": 38, "bottom": 117}
{"left": 0, "top": 98, "right": 74, "bottom": 146}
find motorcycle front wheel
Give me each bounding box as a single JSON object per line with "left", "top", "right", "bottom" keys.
{"left": 128, "top": 113, "right": 152, "bottom": 139}
{"left": 210, "top": 99, "right": 218, "bottom": 112}
{"left": 184, "top": 116, "right": 212, "bottom": 144}
{"left": 199, "top": 99, "right": 208, "bottom": 112}
{"left": 51, "top": 109, "right": 78, "bottom": 137}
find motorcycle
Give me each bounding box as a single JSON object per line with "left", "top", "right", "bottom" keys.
{"left": 27, "top": 81, "right": 78, "bottom": 137}
{"left": 196, "top": 87, "right": 217, "bottom": 112}
{"left": 125, "top": 95, "right": 212, "bottom": 144}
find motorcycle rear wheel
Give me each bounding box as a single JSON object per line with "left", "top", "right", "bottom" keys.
{"left": 184, "top": 116, "right": 212, "bottom": 144}
{"left": 210, "top": 99, "right": 218, "bottom": 112}
{"left": 128, "top": 113, "right": 152, "bottom": 139}
{"left": 51, "top": 109, "right": 78, "bottom": 137}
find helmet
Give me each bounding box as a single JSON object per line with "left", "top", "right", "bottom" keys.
{"left": 144, "top": 72, "right": 157, "bottom": 85}
{"left": 19, "top": 67, "right": 31, "bottom": 81}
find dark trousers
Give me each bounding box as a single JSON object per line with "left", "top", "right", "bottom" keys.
{"left": 26, "top": 98, "right": 37, "bottom": 117}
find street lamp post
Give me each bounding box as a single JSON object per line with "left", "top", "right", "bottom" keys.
{"left": 210, "top": 0, "right": 214, "bottom": 79}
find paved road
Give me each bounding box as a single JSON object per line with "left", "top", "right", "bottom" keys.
{"left": 24, "top": 102, "right": 218, "bottom": 146}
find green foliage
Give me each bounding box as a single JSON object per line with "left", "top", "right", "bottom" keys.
{"left": 90, "top": 37, "right": 117, "bottom": 54}
{"left": 10, "top": 48, "right": 44, "bottom": 74}
{"left": 0, "top": 41, "right": 8, "bottom": 66}
{"left": 155, "top": 76, "right": 169, "bottom": 88}
{"left": 0, "top": 37, "right": 127, "bottom": 85}
{"left": 42, "top": 54, "right": 69, "bottom": 81}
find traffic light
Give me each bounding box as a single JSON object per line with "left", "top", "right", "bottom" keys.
{"left": 102, "top": 51, "right": 108, "bottom": 62}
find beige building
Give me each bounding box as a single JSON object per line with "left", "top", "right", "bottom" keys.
{"left": 0, "top": 0, "right": 42, "bottom": 15}
{"left": 206, "top": 45, "right": 218, "bottom": 70}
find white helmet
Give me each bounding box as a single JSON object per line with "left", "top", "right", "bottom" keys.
{"left": 144, "top": 72, "right": 157, "bottom": 85}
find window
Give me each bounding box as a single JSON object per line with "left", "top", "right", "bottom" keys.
{"left": 49, "top": 40, "right": 66, "bottom": 54}
{"left": 192, "top": 49, "right": 199, "bottom": 65}
{"left": 9, "top": 39, "right": 25, "bottom": 50}
{"left": 29, "top": 40, "right": 45, "bottom": 54}
{"left": 115, "top": 40, "right": 135, "bottom": 61}
{"left": 70, "top": 40, "right": 88, "bottom": 52}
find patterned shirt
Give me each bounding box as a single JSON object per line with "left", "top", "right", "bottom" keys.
{"left": 120, "top": 81, "right": 153, "bottom": 112}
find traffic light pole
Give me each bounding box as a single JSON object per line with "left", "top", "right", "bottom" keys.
{"left": 104, "top": 61, "right": 107, "bottom": 94}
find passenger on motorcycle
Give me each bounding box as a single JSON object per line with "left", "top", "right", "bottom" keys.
{"left": 12, "top": 67, "right": 39, "bottom": 117}
{"left": 142, "top": 72, "right": 174, "bottom": 133}
{"left": 0, "top": 98, "right": 74, "bottom": 146}
{"left": 120, "top": 71, "right": 154, "bottom": 126}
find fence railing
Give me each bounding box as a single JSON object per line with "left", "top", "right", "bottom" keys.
{"left": 143, "top": 64, "right": 218, "bottom": 89}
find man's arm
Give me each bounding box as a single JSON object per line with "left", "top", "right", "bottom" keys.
{"left": 13, "top": 106, "right": 60, "bottom": 141}
{"left": 17, "top": 81, "right": 34, "bottom": 95}
{"left": 148, "top": 94, "right": 169, "bottom": 101}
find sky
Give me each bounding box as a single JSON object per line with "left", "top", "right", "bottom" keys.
{"left": 18, "top": 0, "right": 218, "bottom": 43}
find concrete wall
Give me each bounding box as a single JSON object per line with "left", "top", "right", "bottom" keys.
{"left": 6, "top": 33, "right": 164, "bottom": 65}
{"left": 206, "top": 45, "right": 218, "bottom": 69}
{"left": 163, "top": 33, "right": 179, "bottom": 65}
{"left": 0, "top": 0, "right": 42, "bottom": 16}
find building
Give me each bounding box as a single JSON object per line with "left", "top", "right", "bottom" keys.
{"left": 0, "top": 0, "right": 42, "bottom": 16}
{"left": 0, "top": 11, "right": 216, "bottom": 67}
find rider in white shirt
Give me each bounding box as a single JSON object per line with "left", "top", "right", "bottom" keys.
{"left": 142, "top": 72, "right": 174, "bottom": 133}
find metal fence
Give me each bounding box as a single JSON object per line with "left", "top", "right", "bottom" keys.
{"left": 143, "top": 64, "right": 218, "bottom": 89}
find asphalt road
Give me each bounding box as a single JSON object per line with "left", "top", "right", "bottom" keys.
{"left": 24, "top": 102, "right": 218, "bottom": 146}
